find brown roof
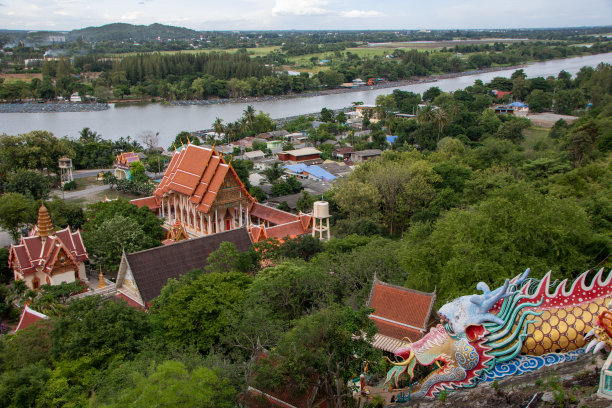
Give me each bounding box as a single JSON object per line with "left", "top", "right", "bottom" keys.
{"left": 367, "top": 278, "right": 435, "bottom": 342}
{"left": 124, "top": 228, "right": 252, "bottom": 304}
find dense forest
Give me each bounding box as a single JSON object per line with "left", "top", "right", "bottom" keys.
{"left": 0, "top": 62, "right": 611, "bottom": 406}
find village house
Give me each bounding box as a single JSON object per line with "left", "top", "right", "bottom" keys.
{"left": 350, "top": 149, "right": 382, "bottom": 163}
{"left": 277, "top": 147, "right": 321, "bottom": 163}
{"left": 8, "top": 204, "right": 88, "bottom": 290}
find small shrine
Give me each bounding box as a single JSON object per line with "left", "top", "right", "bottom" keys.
{"left": 162, "top": 220, "right": 189, "bottom": 245}
{"left": 8, "top": 204, "right": 89, "bottom": 290}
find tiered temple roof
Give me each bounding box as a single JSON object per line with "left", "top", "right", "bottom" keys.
{"left": 367, "top": 278, "right": 436, "bottom": 353}
{"left": 15, "top": 305, "right": 48, "bottom": 332}
{"left": 9, "top": 205, "right": 88, "bottom": 285}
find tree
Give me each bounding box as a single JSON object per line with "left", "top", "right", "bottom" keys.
{"left": 0, "top": 193, "right": 36, "bottom": 242}
{"left": 495, "top": 117, "right": 530, "bottom": 144}
{"left": 169, "top": 131, "right": 200, "bottom": 151}
{"left": 107, "top": 361, "right": 236, "bottom": 408}
{"left": 243, "top": 105, "right": 256, "bottom": 130}
{"left": 423, "top": 86, "right": 441, "bottom": 102}
{"left": 5, "top": 169, "right": 52, "bottom": 200}
{"left": 129, "top": 161, "right": 149, "bottom": 183}
{"left": 83, "top": 215, "right": 152, "bottom": 271}
{"left": 296, "top": 191, "right": 314, "bottom": 213}
{"left": 50, "top": 295, "right": 151, "bottom": 362}
{"left": 151, "top": 271, "right": 252, "bottom": 353}
{"left": 213, "top": 117, "right": 224, "bottom": 140}
{"left": 0, "top": 247, "right": 10, "bottom": 284}
{"left": 256, "top": 306, "right": 379, "bottom": 408}
{"left": 262, "top": 161, "right": 284, "bottom": 185}
{"left": 136, "top": 131, "right": 160, "bottom": 152}
{"left": 205, "top": 242, "right": 240, "bottom": 273}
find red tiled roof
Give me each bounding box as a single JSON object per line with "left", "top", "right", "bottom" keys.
{"left": 15, "top": 305, "right": 48, "bottom": 332}
{"left": 250, "top": 203, "right": 299, "bottom": 225}
{"left": 130, "top": 196, "right": 160, "bottom": 210}
{"left": 116, "top": 292, "right": 145, "bottom": 310}
{"left": 367, "top": 279, "right": 435, "bottom": 334}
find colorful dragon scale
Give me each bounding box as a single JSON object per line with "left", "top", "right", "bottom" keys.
{"left": 384, "top": 268, "right": 612, "bottom": 398}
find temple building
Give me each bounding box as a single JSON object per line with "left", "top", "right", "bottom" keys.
{"left": 8, "top": 205, "right": 88, "bottom": 290}
{"left": 366, "top": 277, "right": 436, "bottom": 353}
{"left": 131, "top": 144, "right": 312, "bottom": 242}
{"left": 114, "top": 151, "right": 140, "bottom": 180}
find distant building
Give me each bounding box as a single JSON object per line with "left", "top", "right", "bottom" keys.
{"left": 114, "top": 152, "right": 140, "bottom": 180}
{"left": 332, "top": 147, "right": 354, "bottom": 160}
{"left": 277, "top": 147, "right": 321, "bottom": 163}
{"left": 9, "top": 205, "right": 88, "bottom": 290}
{"left": 494, "top": 105, "right": 515, "bottom": 115}
{"left": 283, "top": 163, "right": 337, "bottom": 182}
{"left": 350, "top": 149, "right": 382, "bottom": 163}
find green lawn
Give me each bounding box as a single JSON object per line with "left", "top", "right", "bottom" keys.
{"left": 522, "top": 126, "right": 556, "bottom": 158}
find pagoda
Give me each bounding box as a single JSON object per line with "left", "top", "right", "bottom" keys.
{"left": 8, "top": 204, "right": 89, "bottom": 290}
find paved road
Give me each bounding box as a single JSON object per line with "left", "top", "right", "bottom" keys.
{"left": 72, "top": 169, "right": 113, "bottom": 179}
{"left": 51, "top": 184, "right": 111, "bottom": 200}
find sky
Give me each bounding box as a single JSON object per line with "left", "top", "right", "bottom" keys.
{"left": 0, "top": 0, "right": 610, "bottom": 32}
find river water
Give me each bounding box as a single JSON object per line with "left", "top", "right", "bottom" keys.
{"left": 2, "top": 52, "right": 611, "bottom": 147}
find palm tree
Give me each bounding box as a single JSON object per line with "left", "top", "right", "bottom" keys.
{"left": 213, "top": 117, "right": 224, "bottom": 141}
{"left": 434, "top": 108, "right": 449, "bottom": 143}
{"left": 262, "top": 161, "right": 284, "bottom": 185}
{"left": 243, "top": 105, "right": 256, "bottom": 131}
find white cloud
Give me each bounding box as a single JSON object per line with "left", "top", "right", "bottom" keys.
{"left": 340, "top": 9, "right": 383, "bottom": 18}
{"left": 272, "top": 0, "right": 331, "bottom": 16}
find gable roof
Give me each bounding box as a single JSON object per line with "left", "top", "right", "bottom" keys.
{"left": 121, "top": 227, "right": 252, "bottom": 305}
{"left": 15, "top": 305, "right": 48, "bottom": 332}
{"left": 366, "top": 278, "right": 436, "bottom": 350}
{"left": 152, "top": 144, "right": 253, "bottom": 213}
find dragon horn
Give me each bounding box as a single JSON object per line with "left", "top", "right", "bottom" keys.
{"left": 586, "top": 339, "right": 599, "bottom": 353}
{"left": 594, "top": 341, "right": 607, "bottom": 354}
{"left": 385, "top": 350, "right": 415, "bottom": 367}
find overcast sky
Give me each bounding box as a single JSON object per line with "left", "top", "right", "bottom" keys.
{"left": 0, "top": 0, "right": 610, "bottom": 31}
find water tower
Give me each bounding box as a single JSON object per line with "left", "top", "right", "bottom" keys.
{"left": 58, "top": 156, "right": 73, "bottom": 186}
{"left": 312, "top": 201, "right": 330, "bottom": 241}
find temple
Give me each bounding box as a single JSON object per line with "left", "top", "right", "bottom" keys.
{"left": 8, "top": 204, "right": 88, "bottom": 290}
{"left": 366, "top": 277, "right": 436, "bottom": 352}
{"left": 131, "top": 144, "right": 312, "bottom": 242}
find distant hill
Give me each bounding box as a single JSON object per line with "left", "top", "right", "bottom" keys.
{"left": 68, "top": 23, "right": 201, "bottom": 42}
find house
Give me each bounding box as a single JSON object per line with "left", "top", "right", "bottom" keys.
{"left": 8, "top": 204, "right": 88, "bottom": 290}
{"left": 283, "top": 163, "right": 337, "bottom": 182}
{"left": 494, "top": 105, "right": 515, "bottom": 115}
{"left": 367, "top": 277, "right": 436, "bottom": 352}
{"left": 115, "top": 228, "right": 253, "bottom": 308}
{"left": 267, "top": 193, "right": 303, "bottom": 211}
{"left": 259, "top": 130, "right": 289, "bottom": 139}
{"left": 350, "top": 149, "right": 382, "bottom": 163}
{"left": 242, "top": 150, "right": 266, "bottom": 161}
{"left": 266, "top": 140, "right": 283, "bottom": 150}
{"left": 277, "top": 147, "right": 321, "bottom": 163}
{"left": 333, "top": 147, "right": 354, "bottom": 160}
{"left": 508, "top": 101, "right": 529, "bottom": 116}
{"left": 354, "top": 105, "right": 377, "bottom": 118}
{"left": 286, "top": 132, "right": 308, "bottom": 144}
{"left": 492, "top": 90, "right": 512, "bottom": 99}
{"left": 69, "top": 93, "right": 82, "bottom": 103}
{"left": 318, "top": 161, "right": 352, "bottom": 178}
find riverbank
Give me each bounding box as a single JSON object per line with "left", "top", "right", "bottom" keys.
{"left": 0, "top": 102, "right": 109, "bottom": 113}
{"left": 0, "top": 65, "right": 522, "bottom": 114}
{"left": 169, "top": 64, "right": 526, "bottom": 107}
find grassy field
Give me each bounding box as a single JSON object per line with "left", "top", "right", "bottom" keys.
{"left": 522, "top": 126, "right": 555, "bottom": 158}
{"left": 112, "top": 46, "right": 280, "bottom": 58}
{"left": 0, "top": 73, "right": 43, "bottom": 83}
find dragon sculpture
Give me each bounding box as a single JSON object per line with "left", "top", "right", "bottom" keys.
{"left": 384, "top": 268, "right": 612, "bottom": 398}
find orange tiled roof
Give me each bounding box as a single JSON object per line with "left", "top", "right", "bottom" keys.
{"left": 130, "top": 196, "right": 160, "bottom": 210}
{"left": 367, "top": 279, "right": 436, "bottom": 341}
{"left": 153, "top": 144, "right": 252, "bottom": 214}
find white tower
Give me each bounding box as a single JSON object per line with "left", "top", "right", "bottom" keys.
{"left": 312, "top": 201, "right": 330, "bottom": 241}
{"left": 58, "top": 157, "right": 73, "bottom": 186}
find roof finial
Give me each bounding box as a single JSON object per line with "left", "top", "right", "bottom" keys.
{"left": 212, "top": 141, "right": 216, "bottom": 152}
{"left": 228, "top": 154, "right": 233, "bottom": 166}
{"left": 186, "top": 135, "right": 191, "bottom": 144}
{"left": 37, "top": 204, "right": 54, "bottom": 238}
{"left": 180, "top": 140, "right": 185, "bottom": 149}
{"left": 173, "top": 142, "right": 177, "bottom": 151}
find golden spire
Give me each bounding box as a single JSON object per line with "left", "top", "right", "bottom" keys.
{"left": 37, "top": 204, "right": 54, "bottom": 238}
{"left": 228, "top": 154, "right": 233, "bottom": 166}
{"left": 212, "top": 141, "right": 216, "bottom": 152}
{"left": 186, "top": 135, "right": 191, "bottom": 144}
{"left": 181, "top": 140, "right": 185, "bottom": 149}
{"left": 173, "top": 142, "right": 177, "bottom": 151}
{"left": 96, "top": 266, "right": 107, "bottom": 289}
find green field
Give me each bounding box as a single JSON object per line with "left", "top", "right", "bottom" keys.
{"left": 112, "top": 45, "right": 280, "bottom": 58}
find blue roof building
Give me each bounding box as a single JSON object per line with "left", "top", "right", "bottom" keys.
{"left": 284, "top": 164, "right": 336, "bottom": 182}
{"left": 386, "top": 135, "right": 398, "bottom": 144}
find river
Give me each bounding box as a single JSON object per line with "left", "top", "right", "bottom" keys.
{"left": 1, "top": 52, "right": 611, "bottom": 147}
